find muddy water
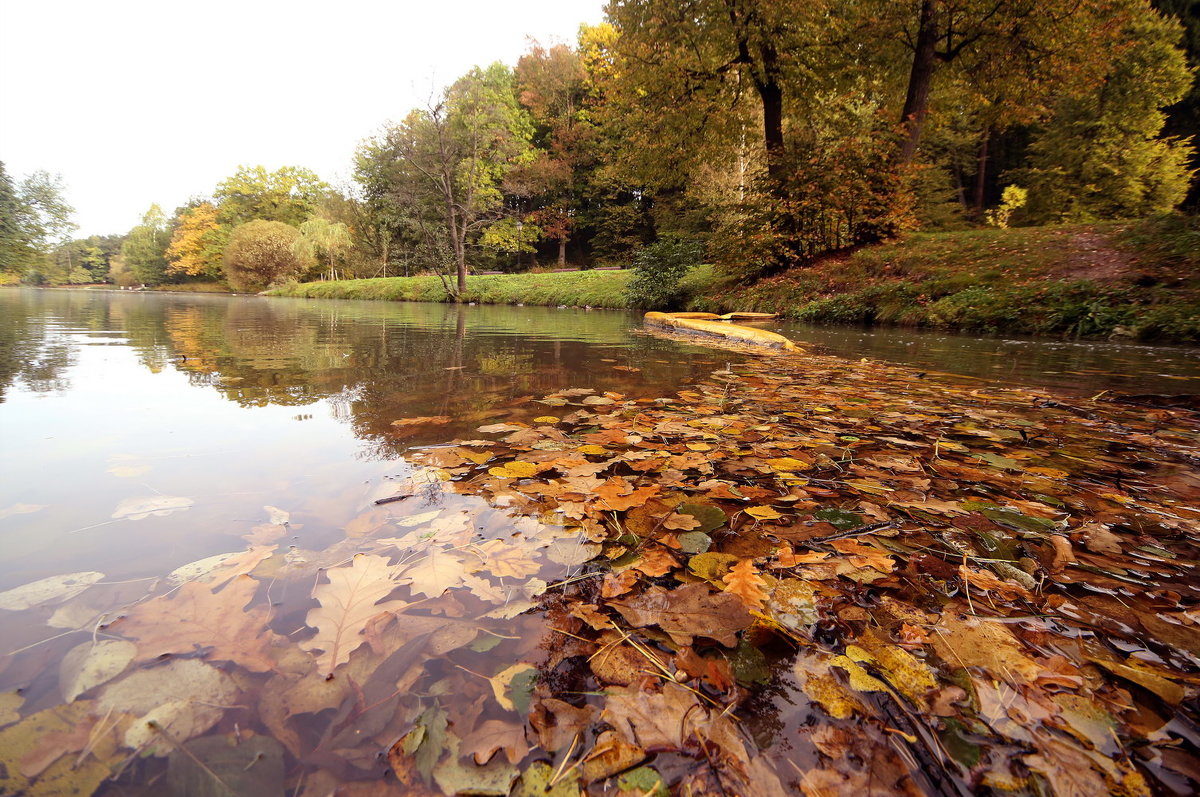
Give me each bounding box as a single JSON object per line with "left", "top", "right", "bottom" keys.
{"left": 0, "top": 287, "right": 1196, "bottom": 795}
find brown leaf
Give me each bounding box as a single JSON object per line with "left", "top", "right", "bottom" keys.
{"left": 459, "top": 718, "right": 528, "bottom": 765}
{"left": 632, "top": 546, "right": 676, "bottom": 578}
{"left": 580, "top": 730, "right": 646, "bottom": 784}
{"left": 1049, "top": 535, "right": 1076, "bottom": 573}
{"left": 601, "top": 683, "right": 698, "bottom": 751}
{"left": 392, "top": 416, "right": 451, "bottom": 427}
{"left": 529, "top": 698, "right": 599, "bottom": 753}
{"left": 608, "top": 583, "right": 752, "bottom": 647}
{"left": 600, "top": 570, "right": 638, "bottom": 598}
{"left": 117, "top": 575, "right": 279, "bottom": 672}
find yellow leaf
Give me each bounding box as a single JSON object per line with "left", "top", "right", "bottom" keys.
{"left": 462, "top": 450, "right": 495, "bottom": 465}
{"left": 489, "top": 663, "right": 537, "bottom": 711}
{"left": 577, "top": 445, "right": 608, "bottom": 455}
{"left": 533, "top": 416, "right": 560, "bottom": 424}
{"left": 686, "top": 442, "right": 713, "bottom": 452}
{"left": 765, "top": 457, "right": 810, "bottom": 472}
{"left": 1025, "top": 466, "right": 1069, "bottom": 479}
{"left": 487, "top": 461, "right": 540, "bottom": 479}
{"left": 745, "top": 506, "right": 783, "bottom": 521}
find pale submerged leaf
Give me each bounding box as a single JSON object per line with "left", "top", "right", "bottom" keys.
{"left": 111, "top": 495, "right": 193, "bottom": 520}
{"left": 59, "top": 639, "right": 137, "bottom": 702}
{"left": 0, "top": 571, "right": 104, "bottom": 611}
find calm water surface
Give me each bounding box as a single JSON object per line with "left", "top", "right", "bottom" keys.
{"left": 0, "top": 287, "right": 1197, "bottom": 793}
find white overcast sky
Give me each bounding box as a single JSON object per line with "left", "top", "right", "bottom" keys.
{"left": 0, "top": 0, "right": 606, "bottom": 236}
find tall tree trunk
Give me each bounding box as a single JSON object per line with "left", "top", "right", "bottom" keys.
{"left": 758, "top": 79, "right": 786, "bottom": 184}
{"left": 899, "top": 0, "right": 939, "bottom": 165}
{"left": 973, "top": 129, "right": 991, "bottom": 215}
{"left": 557, "top": 237, "right": 566, "bottom": 267}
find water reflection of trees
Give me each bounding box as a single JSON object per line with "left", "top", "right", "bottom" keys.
{"left": 0, "top": 290, "right": 83, "bottom": 399}
{"left": 2, "top": 290, "right": 720, "bottom": 458}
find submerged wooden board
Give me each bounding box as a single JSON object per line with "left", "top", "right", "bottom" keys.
{"left": 644, "top": 312, "right": 798, "bottom": 351}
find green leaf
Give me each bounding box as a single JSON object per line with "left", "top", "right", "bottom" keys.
{"left": 813, "top": 508, "right": 862, "bottom": 530}
{"left": 677, "top": 502, "right": 726, "bottom": 533}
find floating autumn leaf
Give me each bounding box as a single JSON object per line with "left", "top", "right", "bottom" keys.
{"left": 59, "top": 639, "right": 137, "bottom": 702}
{"left": 0, "top": 503, "right": 47, "bottom": 520}
{"left": 0, "top": 700, "right": 115, "bottom": 795}
{"left": 488, "top": 461, "right": 542, "bottom": 479}
{"left": 459, "top": 718, "right": 529, "bottom": 765}
{"left": 723, "top": 559, "right": 768, "bottom": 609}
{"left": 301, "top": 553, "right": 403, "bottom": 675}
{"left": 745, "top": 505, "right": 783, "bottom": 521}
{"left": 608, "top": 583, "right": 752, "bottom": 647}
{"left": 765, "top": 457, "right": 811, "bottom": 472}
{"left": 392, "top": 415, "right": 452, "bottom": 426}
{"left": 398, "top": 548, "right": 470, "bottom": 598}
{"left": 97, "top": 659, "right": 238, "bottom": 756}
{"left": 474, "top": 539, "right": 542, "bottom": 579}
{"left": 116, "top": 574, "right": 280, "bottom": 672}
{"left": 166, "top": 545, "right": 275, "bottom": 586}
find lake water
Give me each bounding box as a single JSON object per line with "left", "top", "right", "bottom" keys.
{"left": 1, "top": 287, "right": 1197, "bottom": 794}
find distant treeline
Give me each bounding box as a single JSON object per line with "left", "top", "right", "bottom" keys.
{"left": 3, "top": 0, "right": 1197, "bottom": 292}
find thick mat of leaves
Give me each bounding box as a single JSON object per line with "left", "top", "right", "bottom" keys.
{"left": 409, "top": 351, "right": 1200, "bottom": 796}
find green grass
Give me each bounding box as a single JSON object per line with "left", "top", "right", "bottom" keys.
{"left": 688, "top": 220, "right": 1200, "bottom": 342}
{"left": 269, "top": 269, "right": 636, "bottom": 309}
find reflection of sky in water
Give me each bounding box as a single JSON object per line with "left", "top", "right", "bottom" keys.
{"left": 0, "top": 289, "right": 725, "bottom": 596}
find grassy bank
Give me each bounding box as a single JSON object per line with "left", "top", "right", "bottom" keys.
{"left": 690, "top": 218, "right": 1200, "bottom": 342}
{"left": 269, "top": 269, "right": 634, "bottom": 309}
{"left": 268, "top": 218, "right": 1199, "bottom": 342}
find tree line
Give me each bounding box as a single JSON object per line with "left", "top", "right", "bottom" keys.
{"left": 2, "top": 0, "right": 1196, "bottom": 292}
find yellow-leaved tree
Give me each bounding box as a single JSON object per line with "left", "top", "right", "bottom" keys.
{"left": 166, "top": 203, "right": 230, "bottom": 280}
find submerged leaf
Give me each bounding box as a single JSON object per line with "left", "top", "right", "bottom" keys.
{"left": 301, "top": 553, "right": 402, "bottom": 675}
{"left": 0, "top": 571, "right": 104, "bottom": 611}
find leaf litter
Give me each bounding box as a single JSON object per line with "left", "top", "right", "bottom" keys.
{"left": 0, "top": 349, "right": 1197, "bottom": 795}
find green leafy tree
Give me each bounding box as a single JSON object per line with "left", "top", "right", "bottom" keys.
{"left": 294, "top": 217, "right": 353, "bottom": 281}
{"left": 122, "top": 204, "right": 172, "bottom": 285}
{"left": 359, "top": 63, "right": 534, "bottom": 294}
{"left": 1015, "top": 7, "right": 1196, "bottom": 221}
{"left": 625, "top": 236, "right": 704, "bottom": 309}
{"left": 0, "top": 164, "right": 77, "bottom": 280}
{"left": 222, "top": 220, "right": 302, "bottom": 291}
{"left": 214, "top": 165, "right": 329, "bottom": 226}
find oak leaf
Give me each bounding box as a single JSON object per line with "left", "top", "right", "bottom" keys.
{"left": 608, "top": 583, "right": 752, "bottom": 647}
{"left": 117, "top": 575, "right": 279, "bottom": 672}
{"left": 301, "top": 554, "right": 402, "bottom": 676}
{"left": 460, "top": 719, "right": 529, "bottom": 765}
{"left": 398, "top": 548, "right": 469, "bottom": 598}
{"left": 723, "top": 559, "right": 769, "bottom": 610}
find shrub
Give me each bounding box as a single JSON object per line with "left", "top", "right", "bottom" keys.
{"left": 222, "top": 221, "right": 302, "bottom": 292}
{"left": 624, "top": 236, "right": 704, "bottom": 310}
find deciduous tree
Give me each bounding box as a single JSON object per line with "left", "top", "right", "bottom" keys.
{"left": 166, "top": 202, "right": 229, "bottom": 279}
{"left": 221, "top": 220, "right": 302, "bottom": 291}
{"left": 215, "top": 165, "right": 329, "bottom": 227}
{"left": 122, "top": 204, "right": 171, "bottom": 286}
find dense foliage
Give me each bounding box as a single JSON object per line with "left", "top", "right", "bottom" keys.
{"left": 1, "top": 1, "right": 1195, "bottom": 303}
{"left": 624, "top": 237, "right": 704, "bottom": 309}
{"left": 222, "top": 220, "right": 302, "bottom": 292}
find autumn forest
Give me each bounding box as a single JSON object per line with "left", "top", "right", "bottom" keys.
{"left": 1, "top": 1, "right": 1200, "bottom": 796}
